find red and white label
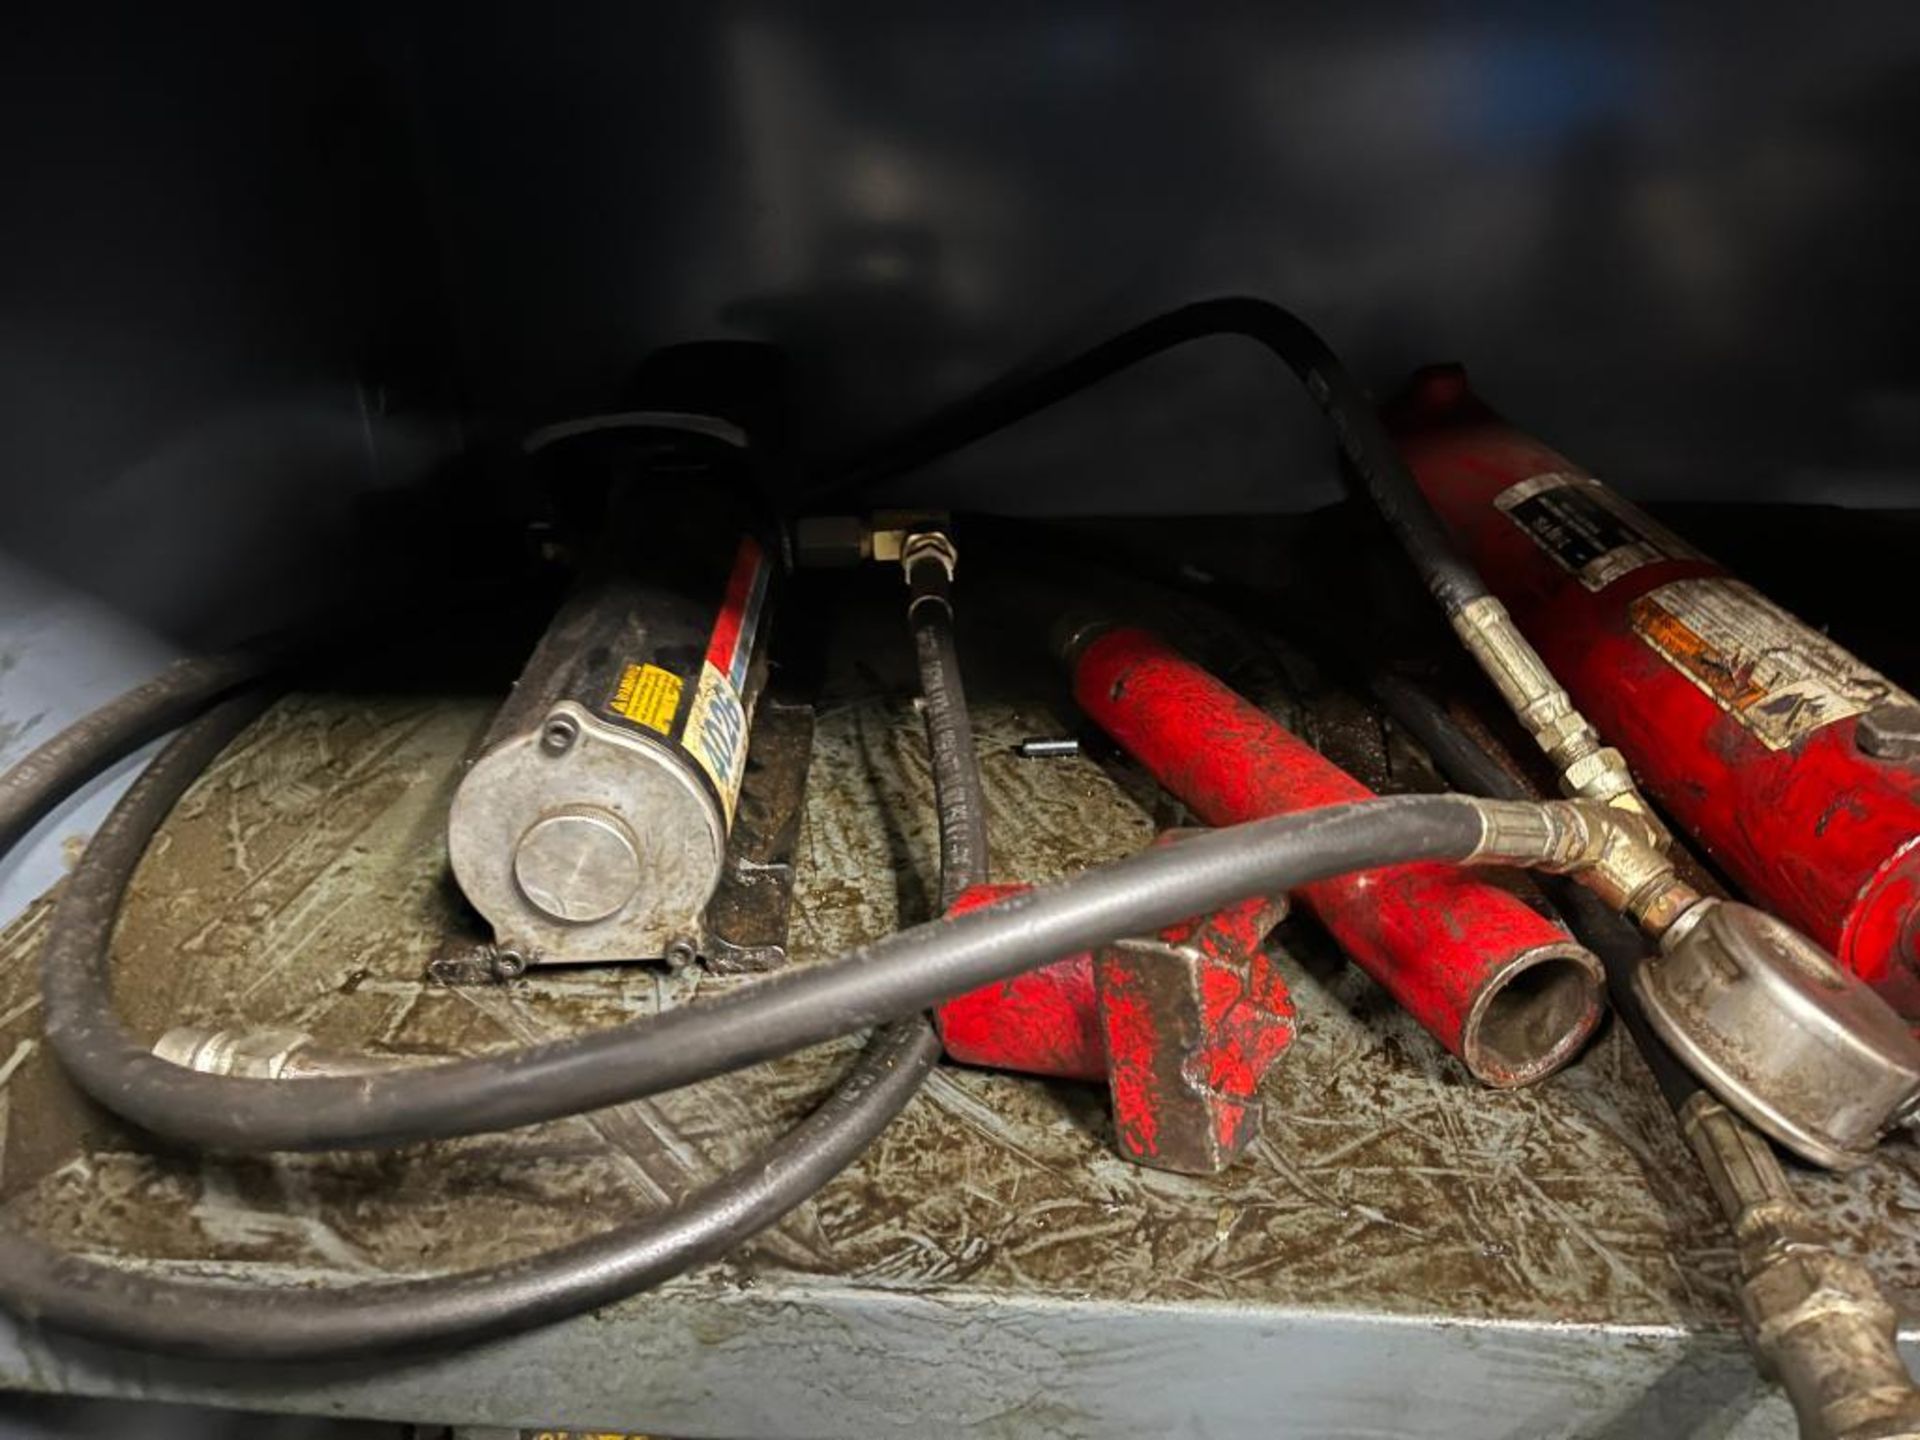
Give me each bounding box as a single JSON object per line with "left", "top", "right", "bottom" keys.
{"left": 1630, "top": 578, "right": 1905, "bottom": 750}
{"left": 684, "top": 538, "right": 769, "bottom": 819}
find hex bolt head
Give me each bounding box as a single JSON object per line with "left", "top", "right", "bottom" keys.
{"left": 1856, "top": 703, "right": 1920, "bottom": 762}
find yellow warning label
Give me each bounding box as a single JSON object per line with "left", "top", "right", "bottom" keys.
{"left": 608, "top": 662, "right": 682, "bottom": 734}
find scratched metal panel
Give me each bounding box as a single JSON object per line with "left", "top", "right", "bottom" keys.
{"left": 364, "top": 3, "right": 1920, "bottom": 519}
{"left": 0, "top": 646, "right": 1911, "bottom": 1432}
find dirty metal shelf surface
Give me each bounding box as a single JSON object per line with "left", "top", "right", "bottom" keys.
{"left": 0, "top": 528, "right": 1917, "bottom": 1437}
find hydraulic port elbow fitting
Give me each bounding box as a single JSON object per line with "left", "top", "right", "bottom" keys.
{"left": 1466, "top": 797, "right": 1920, "bottom": 1170}
{"left": 1467, "top": 798, "right": 1695, "bottom": 936}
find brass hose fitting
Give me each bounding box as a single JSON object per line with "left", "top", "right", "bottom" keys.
{"left": 1450, "top": 596, "right": 1668, "bottom": 844}
{"left": 1682, "top": 1092, "right": 1920, "bottom": 1440}
{"left": 1467, "top": 797, "right": 1695, "bottom": 935}
{"left": 1467, "top": 796, "right": 1920, "bottom": 1171}
{"left": 153, "top": 1026, "right": 430, "bottom": 1079}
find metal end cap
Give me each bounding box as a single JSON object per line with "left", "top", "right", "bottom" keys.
{"left": 513, "top": 807, "right": 645, "bottom": 925}
{"left": 1635, "top": 902, "right": 1920, "bottom": 1169}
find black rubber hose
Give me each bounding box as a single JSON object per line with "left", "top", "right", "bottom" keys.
{"left": 0, "top": 654, "right": 263, "bottom": 859}
{"left": 908, "top": 550, "right": 991, "bottom": 906}
{"left": 3, "top": 590, "right": 978, "bottom": 1358}
{"left": 0, "top": 1017, "right": 935, "bottom": 1360}
{"left": 807, "top": 297, "right": 1489, "bottom": 615}
{"left": 9, "top": 684, "right": 1488, "bottom": 1359}
{"left": 1373, "top": 675, "right": 1701, "bottom": 1114}
{"left": 7, "top": 681, "right": 941, "bottom": 1358}
{"left": 40, "top": 691, "right": 1489, "bottom": 1151}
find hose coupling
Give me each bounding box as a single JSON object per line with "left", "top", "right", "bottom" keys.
{"left": 1681, "top": 1091, "right": 1920, "bottom": 1440}
{"left": 1468, "top": 798, "right": 1688, "bottom": 933}
{"left": 903, "top": 529, "right": 960, "bottom": 617}
{"left": 789, "top": 510, "right": 951, "bottom": 569}
{"left": 152, "top": 1026, "right": 420, "bottom": 1080}
{"left": 153, "top": 1026, "right": 316, "bottom": 1079}
{"left": 900, "top": 528, "right": 958, "bottom": 581}
{"left": 1449, "top": 596, "right": 1667, "bottom": 844}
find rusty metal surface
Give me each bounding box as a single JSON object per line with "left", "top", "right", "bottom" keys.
{"left": 701, "top": 698, "right": 816, "bottom": 974}
{"left": 0, "top": 576, "right": 1915, "bottom": 1433}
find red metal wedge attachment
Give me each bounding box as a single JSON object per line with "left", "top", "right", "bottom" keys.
{"left": 935, "top": 874, "right": 1294, "bottom": 1175}
{"left": 1095, "top": 881, "right": 1294, "bottom": 1173}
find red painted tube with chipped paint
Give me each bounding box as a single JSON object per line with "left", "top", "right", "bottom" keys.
{"left": 935, "top": 883, "right": 1108, "bottom": 1082}
{"left": 1069, "top": 626, "right": 1603, "bottom": 1087}
{"left": 1386, "top": 366, "right": 1920, "bottom": 1018}
{"left": 935, "top": 877, "right": 1294, "bottom": 1173}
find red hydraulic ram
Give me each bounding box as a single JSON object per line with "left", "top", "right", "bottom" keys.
{"left": 1068, "top": 625, "right": 1604, "bottom": 1086}
{"left": 1387, "top": 367, "right": 1920, "bottom": 1019}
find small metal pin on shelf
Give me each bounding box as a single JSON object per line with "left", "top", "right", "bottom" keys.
{"left": 1015, "top": 737, "right": 1080, "bottom": 759}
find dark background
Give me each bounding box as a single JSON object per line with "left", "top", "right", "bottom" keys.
{"left": 4, "top": 1, "right": 1919, "bottom": 640}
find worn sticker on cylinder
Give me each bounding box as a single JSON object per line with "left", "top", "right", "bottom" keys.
{"left": 1630, "top": 578, "right": 1903, "bottom": 749}
{"left": 685, "top": 662, "right": 750, "bottom": 820}
{"left": 681, "top": 536, "right": 770, "bottom": 820}
{"left": 607, "top": 662, "right": 683, "bottom": 734}
{"left": 1496, "top": 472, "right": 1704, "bottom": 591}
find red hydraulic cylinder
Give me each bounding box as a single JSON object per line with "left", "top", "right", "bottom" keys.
{"left": 1386, "top": 367, "right": 1920, "bottom": 1018}
{"left": 1069, "top": 625, "right": 1603, "bottom": 1087}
